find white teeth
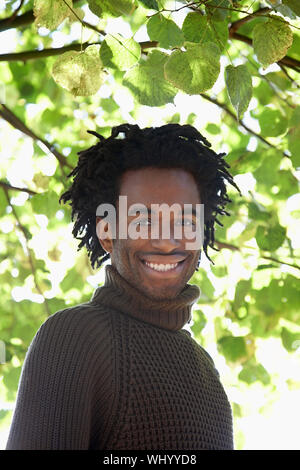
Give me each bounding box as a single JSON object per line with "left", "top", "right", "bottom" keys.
{"left": 144, "top": 261, "right": 178, "bottom": 272}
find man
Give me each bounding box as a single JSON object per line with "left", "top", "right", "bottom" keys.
{"left": 6, "top": 123, "right": 239, "bottom": 450}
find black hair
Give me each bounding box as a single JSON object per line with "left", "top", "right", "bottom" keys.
{"left": 60, "top": 123, "right": 240, "bottom": 270}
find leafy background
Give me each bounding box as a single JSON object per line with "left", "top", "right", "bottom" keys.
{"left": 0, "top": 0, "right": 300, "bottom": 449}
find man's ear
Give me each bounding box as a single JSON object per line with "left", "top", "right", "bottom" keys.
{"left": 96, "top": 216, "right": 113, "bottom": 253}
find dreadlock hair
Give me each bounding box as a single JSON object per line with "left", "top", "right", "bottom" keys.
{"left": 60, "top": 123, "right": 240, "bottom": 270}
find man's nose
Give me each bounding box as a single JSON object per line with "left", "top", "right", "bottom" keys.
{"left": 150, "top": 219, "right": 182, "bottom": 250}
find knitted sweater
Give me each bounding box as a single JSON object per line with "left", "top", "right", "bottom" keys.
{"left": 6, "top": 264, "right": 234, "bottom": 450}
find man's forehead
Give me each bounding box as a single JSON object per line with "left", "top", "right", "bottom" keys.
{"left": 117, "top": 168, "right": 201, "bottom": 207}
{"left": 113, "top": 199, "right": 201, "bottom": 219}
{"left": 126, "top": 203, "right": 199, "bottom": 217}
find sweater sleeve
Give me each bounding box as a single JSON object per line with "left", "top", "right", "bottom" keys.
{"left": 5, "top": 306, "right": 114, "bottom": 450}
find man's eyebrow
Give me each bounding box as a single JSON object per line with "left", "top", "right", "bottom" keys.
{"left": 127, "top": 205, "right": 149, "bottom": 216}
{"left": 127, "top": 205, "right": 198, "bottom": 217}
{"left": 183, "top": 206, "right": 198, "bottom": 217}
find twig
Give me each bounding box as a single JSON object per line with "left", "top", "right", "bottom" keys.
{"left": 261, "top": 254, "right": 300, "bottom": 270}
{"left": 61, "top": 0, "right": 106, "bottom": 35}
{"left": 0, "top": 39, "right": 159, "bottom": 62}
{"left": 3, "top": 188, "right": 52, "bottom": 317}
{"left": 0, "top": 9, "right": 33, "bottom": 32}
{"left": 279, "top": 64, "right": 300, "bottom": 89}
{"left": 229, "top": 7, "right": 270, "bottom": 35}
{"left": 0, "top": 0, "right": 299, "bottom": 72}
{"left": 0, "top": 41, "right": 99, "bottom": 62}
{"left": 200, "top": 93, "right": 291, "bottom": 158}
{"left": 229, "top": 32, "right": 300, "bottom": 73}
{"left": 215, "top": 240, "right": 300, "bottom": 271}
{"left": 6, "top": 0, "right": 25, "bottom": 24}
{"left": 1, "top": 33, "right": 299, "bottom": 75}
{"left": 0, "top": 104, "right": 72, "bottom": 171}
{"left": 0, "top": 180, "right": 37, "bottom": 195}
{"left": 0, "top": 0, "right": 81, "bottom": 32}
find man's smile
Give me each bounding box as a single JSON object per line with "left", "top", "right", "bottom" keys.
{"left": 139, "top": 257, "right": 188, "bottom": 278}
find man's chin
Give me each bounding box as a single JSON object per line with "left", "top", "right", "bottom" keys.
{"left": 136, "top": 280, "right": 185, "bottom": 301}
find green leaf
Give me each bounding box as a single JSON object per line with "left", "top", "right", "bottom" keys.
{"left": 289, "top": 106, "right": 300, "bottom": 127}
{"left": 31, "top": 190, "right": 60, "bottom": 218}
{"left": 276, "top": 170, "right": 299, "bottom": 199}
{"left": 239, "top": 362, "right": 271, "bottom": 385}
{"left": 87, "top": 0, "right": 136, "bottom": 17}
{"left": 138, "top": 0, "right": 159, "bottom": 10}
{"left": 253, "top": 17, "right": 293, "bottom": 68}
{"left": 288, "top": 30, "right": 300, "bottom": 61}
{"left": 248, "top": 201, "right": 270, "bottom": 222}
{"left": 254, "top": 279, "right": 284, "bottom": 316}
{"left": 258, "top": 108, "right": 287, "bottom": 136}
{"left": 233, "top": 279, "right": 251, "bottom": 312}
{"left": 52, "top": 45, "right": 106, "bottom": 96}
{"left": 33, "top": 0, "right": 73, "bottom": 29}
{"left": 281, "top": 327, "right": 300, "bottom": 352}
{"left": 264, "top": 71, "right": 291, "bottom": 91}
{"left": 3, "top": 366, "right": 22, "bottom": 395}
{"left": 288, "top": 108, "right": 300, "bottom": 168}
{"left": 288, "top": 126, "right": 300, "bottom": 168}
{"left": 0, "top": 189, "right": 7, "bottom": 217}
{"left": 147, "top": 14, "right": 184, "bottom": 49}
{"left": 276, "top": 4, "right": 297, "bottom": 20}
{"left": 218, "top": 336, "right": 247, "bottom": 363}
{"left": 100, "top": 34, "right": 141, "bottom": 71}
{"left": 191, "top": 310, "right": 207, "bottom": 338}
{"left": 283, "top": 0, "right": 300, "bottom": 16}
{"left": 205, "top": 0, "right": 230, "bottom": 22}
{"left": 282, "top": 275, "right": 300, "bottom": 313}
{"left": 255, "top": 224, "right": 286, "bottom": 251}
{"left": 225, "top": 64, "right": 252, "bottom": 119}
{"left": 182, "top": 12, "right": 228, "bottom": 51}
{"left": 164, "top": 42, "right": 220, "bottom": 95}
{"left": 123, "top": 50, "right": 177, "bottom": 106}
{"left": 211, "top": 264, "right": 227, "bottom": 277}
{"left": 253, "top": 148, "right": 282, "bottom": 186}
{"left": 256, "top": 264, "right": 276, "bottom": 270}
{"left": 60, "top": 268, "right": 82, "bottom": 292}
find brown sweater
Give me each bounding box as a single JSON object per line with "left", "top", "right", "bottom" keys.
{"left": 6, "top": 264, "right": 234, "bottom": 450}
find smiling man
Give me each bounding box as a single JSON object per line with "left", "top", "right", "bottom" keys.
{"left": 97, "top": 167, "right": 203, "bottom": 302}
{"left": 6, "top": 123, "right": 239, "bottom": 450}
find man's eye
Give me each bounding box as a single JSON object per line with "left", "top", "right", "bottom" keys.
{"left": 179, "top": 220, "right": 196, "bottom": 227}
{"left": 134, "top": 219, "right": 150, "bottom": 226}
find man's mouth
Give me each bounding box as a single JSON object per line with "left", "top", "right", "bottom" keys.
{"left": 143, "top": 260, "right": 179, "bottom": 271}
{"left": 139, "top": 258, "right": 187, "bottom": 277}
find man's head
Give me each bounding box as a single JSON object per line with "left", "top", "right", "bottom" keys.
{"left": 60, "top": 123, "right": 239, "bottom": 300}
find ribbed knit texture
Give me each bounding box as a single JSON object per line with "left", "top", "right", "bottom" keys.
{"left": 6, "top": 264, "right": 234, "bottom": 450}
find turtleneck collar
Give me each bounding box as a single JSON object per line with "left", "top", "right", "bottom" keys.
{"left": 91, "top": 264, "right": 201, "bottom": 331}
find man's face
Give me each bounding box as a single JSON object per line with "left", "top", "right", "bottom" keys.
{"left": 97, "top": 167, "right": 201, "bottom": 300}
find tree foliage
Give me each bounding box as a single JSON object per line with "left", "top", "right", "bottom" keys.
{"left": 0, "top": 0, "right": 300, "bottom": 449}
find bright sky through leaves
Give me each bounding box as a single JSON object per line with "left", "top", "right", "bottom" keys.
{"left": 0, "top": 0, "right": 299, "bottom": 450}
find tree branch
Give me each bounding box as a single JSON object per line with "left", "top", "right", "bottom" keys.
{"left": 0, "top": 41, "right": 98, "bottom": 62}
{"left": 0, "top": 10, "right": 34, "bottom": 32}
{"left": 0, "top": 0, "right": 82, "bottom": 32}
{"left": 279, "top": 64, "right": 300, "bottom": 89}
{"left": 0, "top": 180, "right": 37, "bottom": 195}
{"left": 3, "top": 187, "right": 52, "bottom": 316}
{"left": 0, "top": 0, "right": 299, "bottom": 73}
{"left": 0, "top": 104, "right": 72, "bottom": 170}
{"left": 229, "top": 32, "right": 300, "bottom": 73}
{"left": 1, "top": 35, "right": 299, "bottom": 74}
{"left": 6, "top": 0, "right": 26, "bottom": 25}
{"left": 215, "top": 240, "right": 300, "bottom": 271}
{"left": 200, "top": 93, "right": 290, "bottom": 158}
{"left": 0, "top": 39, "right": 158, "bottom": 62}
{"left": 229, "top": 7, "right": 271, "bottom": 35}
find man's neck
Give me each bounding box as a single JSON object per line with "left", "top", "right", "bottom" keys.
{"left": 90, "top": 264, "right": 201, "bottom": 331}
